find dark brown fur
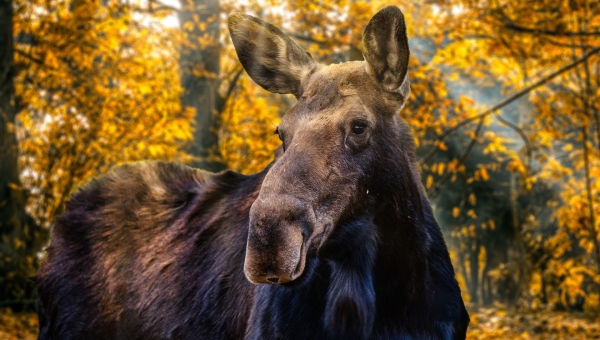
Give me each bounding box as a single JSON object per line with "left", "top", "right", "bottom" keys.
{"left": 35, "top": 6, "right": 469, "bottom": 340}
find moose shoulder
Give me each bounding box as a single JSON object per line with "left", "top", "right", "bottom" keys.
{"left": 35, "top": 6, "right": 469, "bottom": 340}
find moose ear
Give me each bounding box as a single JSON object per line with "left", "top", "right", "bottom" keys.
{"left": 362, "top": 6, "right": 411, "bottom": 101}
{"left": 228, "top": 13, "right": 317, "bottom": 97}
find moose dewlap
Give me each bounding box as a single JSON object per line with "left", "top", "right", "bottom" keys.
{"left": 35, "top": 6, "right": 469, "bottom": 340}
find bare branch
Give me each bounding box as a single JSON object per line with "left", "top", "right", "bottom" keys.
{"left": 427, "top": 117, "right": 484, "bottom": 197}
{"left": 504, "top": 22, "right": 600, "bottom": 37}
{"left": 543, "top": 36, "right": 599, "bottom": 50}
{"left": 493, "top": 111, "right": 533, "bottom": 172}
{"left": 222, "top": 67, "right": 244, "bottom": 107}
{"left": 289, "top": 33, "right": 330, "bottom": 46}
{"left": 418, "top": 45, "right": 600, "bottom": 165}
{"left": 14, "top": 48, "right": 46, "bottom": 67}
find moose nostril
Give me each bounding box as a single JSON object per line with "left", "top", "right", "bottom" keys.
{"left": 267, "top": 276, "right": 280, "bottom": 284}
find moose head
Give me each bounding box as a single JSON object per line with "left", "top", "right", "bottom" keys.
{"left": 229, "top": 6, "right": 415, "bottom": 285}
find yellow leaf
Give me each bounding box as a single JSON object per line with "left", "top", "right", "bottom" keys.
{"left": 7, "top": 182, "right": 22, "bottom": 191}
{"left": 480, "top": 168, "right": 489, "bottom": 181}
{"left": 469, "top": 193, "right": 476, "bottom": 206}
{"left": 435, "top": 33, "right": 444, "bottom": 45}
{"left": 453, "top": 207, "right": 460, "bottom": 218}
{"left": 183, "top": 21, "right": 195, "bottom": 32}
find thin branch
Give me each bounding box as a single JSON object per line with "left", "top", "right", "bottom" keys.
{"left": 504, "top": 23, "right": 600, "bottom": 37}
{"left": 438, "top": 29, "right": 492, "bottom": 41}
{"left": 456, "top": 172, "right": 469, "bottom": 222}
{"left": 14, "top": 48, "right": 47, "bottom": 67}
{"left": 289, "top": 33, "right": 330, "bottom": 46}
{"left": 427, "top": 117, "right": 485, "bottom": 197}
{"left": 221, "top": 67, "right": 244, "bottom": 108}
{"left": 493, "top": 111, "right": 533, "bottom": 172}
{"left": 543, "top": 36, "right": 599, "bottom": 50}
{"left": 418, "top": 111, "right": 488, "bottom": 165}
{"left": 493, "top": 5, "right": 600, "bottom": 37}
{"left": 418, "top": 45, "right": 600, "bottom": 165}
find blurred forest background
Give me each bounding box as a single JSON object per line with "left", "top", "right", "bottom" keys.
{"left": 1, "top": 0, "right": 600, "bottom": 338}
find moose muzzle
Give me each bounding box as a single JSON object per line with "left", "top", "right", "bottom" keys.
{"left": 244, "top": 194, "right": 314, "bottom": 284}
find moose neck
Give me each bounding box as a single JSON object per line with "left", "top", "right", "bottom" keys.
{"left": 368, "top": 119, "right": 433, "bottom": 325}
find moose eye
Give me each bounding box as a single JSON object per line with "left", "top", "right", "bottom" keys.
{"left": 351, "top": 122, "right": 367, "bottom": 135}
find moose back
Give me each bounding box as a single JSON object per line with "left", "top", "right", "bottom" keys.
{"left": 35, "top": 6, "right": 469, "bottom": 340}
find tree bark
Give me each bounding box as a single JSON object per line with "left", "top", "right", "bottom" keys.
{"left": 0, "top": 0, "right": 41, "bottom": 310}
{"left": 582, "top": 126, "right": 600, "bottom": 272}
{"left": 179, "top": 0, "right": 225, "bottom": 172}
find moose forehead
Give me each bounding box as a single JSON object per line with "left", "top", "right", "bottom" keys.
{"left": 285, "top": 62, "right": 393, "bottom": 126}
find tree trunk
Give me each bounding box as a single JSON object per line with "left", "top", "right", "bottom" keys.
{"left": 0, "top": 0, "right": 42, "bottom": 310}
{"left": 469, "top": 241, "right": 480, "bottom": 306}
{"left": 509, "top": 167, "right": 526, "bottom": 304}
{"left": 179, "top": 0, "right": 225, "bottom": 172}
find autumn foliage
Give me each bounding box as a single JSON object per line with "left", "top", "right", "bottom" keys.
{"left": 2, "top": 0, "right": 600, "bottom": 337}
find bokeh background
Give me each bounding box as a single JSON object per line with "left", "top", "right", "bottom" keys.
{"left": 2, "top": 0, "right": 600, "bottom": 338}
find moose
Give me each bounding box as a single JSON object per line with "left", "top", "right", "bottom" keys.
{"left": 35, "top": 6, "right": 469, "bottom": 340}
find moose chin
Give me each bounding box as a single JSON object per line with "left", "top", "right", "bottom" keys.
{"left": 34, "top": 6, "right": 469, "bottom": 340}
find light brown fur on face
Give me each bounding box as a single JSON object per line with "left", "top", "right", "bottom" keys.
{"left": 242, "top": 66, "right": 409, "bottom": 283}
{"left": 228, "top": 6, "right": 413, "bottom": 284}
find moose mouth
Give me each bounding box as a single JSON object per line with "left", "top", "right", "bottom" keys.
{"left": 244, "top": 217, "right": 339, "bottom": 285}
{"left": 244, "top": 232, "right": 308, "bottom": 285}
